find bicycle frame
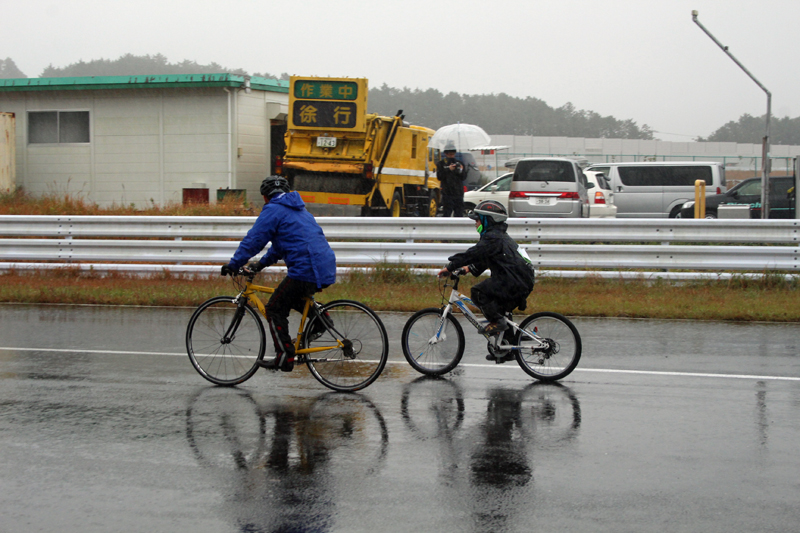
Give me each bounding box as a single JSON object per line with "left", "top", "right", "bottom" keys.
{"left": 233, "top": 279, "right": 346, "bottom": 357}
{"left": 438, "top": 276, "right": 547, "bottom": 353}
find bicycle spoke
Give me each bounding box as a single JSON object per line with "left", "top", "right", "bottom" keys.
{"left": 402, "top": 309, "right": 464, "bottom": 375}
{"left": 186, "top": 297, "right": 265, "bottom": 386}
{"left": 304, "top": 301, "right": 388, "bottom": 392}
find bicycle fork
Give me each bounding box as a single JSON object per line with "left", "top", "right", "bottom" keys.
{"left": 221, "top": 298, "right": 248, "bottom": 344}
{"left": 428, "top": 305, "right": 454, "bottom": 345}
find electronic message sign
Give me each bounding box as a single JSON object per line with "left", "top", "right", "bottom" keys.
{"left": 289, "top": 77, "right": 368, "bottom": 132}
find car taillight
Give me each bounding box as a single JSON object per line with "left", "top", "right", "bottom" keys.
{"left": 594, "top": 191, "right": 606, "bottom": 204}
{"left": 509, "top": 191, "right": 581, "bottom": 199}
{"left": 716, "top": 186, "right": 721, "bottom": 194}
{"left": 364, "top": 163, "right": 373, "bottom": 180}
{"left": 464, "top": 185, "right": 468, "bottom": 192}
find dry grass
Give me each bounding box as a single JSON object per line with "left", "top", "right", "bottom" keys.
{"left": 1, "top": 266, "right": 797, "bottom": 322}
{"left": 0, "top": 187, "right": 257, "bottom": 216}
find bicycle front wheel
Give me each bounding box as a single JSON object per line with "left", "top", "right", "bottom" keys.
{"left": 303, "top": 300, "right": 389, "bottom": 392}
{"left": 401, "top": 308, "right": 464, "bottom": 375}
{"left": 186, "top": 296, "right": 266, "bottom": 386}
{"left": 516, "top": 312, "right": 581, "bottom": 381}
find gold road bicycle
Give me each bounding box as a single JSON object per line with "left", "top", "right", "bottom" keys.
{"left": 186, "top": 270, "right": 389, "bottom": 392}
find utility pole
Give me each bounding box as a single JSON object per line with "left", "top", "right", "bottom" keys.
{"left": 692, "top": 10, "right": 771, "bottom": 218}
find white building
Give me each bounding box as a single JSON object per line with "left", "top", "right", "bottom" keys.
{"left": 0, "top": 74, "right": 289, "bottom": 207}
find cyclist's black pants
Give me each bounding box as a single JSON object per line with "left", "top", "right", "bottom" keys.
{"left": 265, "top": 276, "right": 319, "bottom": 358}
{"left": 471, "top": 279, "right": 518, "bottom": 323}
{"left": 441, "top": 195, "right": 465, "bottom": 217}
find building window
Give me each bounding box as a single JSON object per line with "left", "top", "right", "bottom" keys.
{"left": 28, "top": 111, "right": 90, "bottom": 144}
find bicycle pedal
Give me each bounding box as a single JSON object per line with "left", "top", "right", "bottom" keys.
{"left": 495, "top": 353, "right": 515, "bottom": 364}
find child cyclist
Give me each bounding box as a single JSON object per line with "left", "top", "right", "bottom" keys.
{"left": 221, "top": 176, "right": 337, "bottom": 372}
{"left": 437, "top": 200, "right": 535, "bottom": 350}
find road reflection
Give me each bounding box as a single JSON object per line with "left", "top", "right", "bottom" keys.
{"left": 401, "top": 377, "right": 581, "bottom": 532}
{"left": 185, "top": 388, "right": 388, "bottom": 532}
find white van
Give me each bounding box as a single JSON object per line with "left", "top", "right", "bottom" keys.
{"left": 585, "top": 162, "right": 726, "bottom": 218}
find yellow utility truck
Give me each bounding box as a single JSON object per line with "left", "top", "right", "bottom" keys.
{"left": 278, "top": 76, "right": 440, "bottom": 216}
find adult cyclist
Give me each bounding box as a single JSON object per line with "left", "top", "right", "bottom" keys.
{"left": 221, "top": 176, "right": 337, "bottom": 372}
{"left": 437, "top": 200, "right": 535, "bottom": 356}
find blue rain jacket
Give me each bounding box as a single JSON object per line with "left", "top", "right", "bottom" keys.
{"left": 228, "top": 192, "right": 337, "bottom": 287}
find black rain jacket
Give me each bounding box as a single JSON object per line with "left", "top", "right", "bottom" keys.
{"left": 445, "top": 222, "right": 535, "bottom": 309}
{"left": 436, "top": 157, "right": 466, "bottom": 198}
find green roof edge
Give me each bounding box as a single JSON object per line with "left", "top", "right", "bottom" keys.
{"left": 0, "top": 73, "right": 289, "bottom": 93}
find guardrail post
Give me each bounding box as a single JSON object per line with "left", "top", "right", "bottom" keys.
{"left": 694, "top": 180, "right": 706, "bottom": 218}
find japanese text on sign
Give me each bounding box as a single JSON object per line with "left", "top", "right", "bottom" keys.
{"left": 294, "top": 81, "right": 358, "bottom": 101}
{"left": 292, "top": 101, "right": 357, "bottom": 128}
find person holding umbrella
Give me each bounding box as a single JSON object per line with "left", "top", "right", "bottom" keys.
{"left": 437, "top": 141, "right": 467, "bottom": 217}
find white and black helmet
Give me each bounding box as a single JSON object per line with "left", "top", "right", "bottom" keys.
{"left": 468, "top": 200, "right": 508, "bottom": 224}
{"left": 260, "top": 176, "right": 290, "bottom": 198}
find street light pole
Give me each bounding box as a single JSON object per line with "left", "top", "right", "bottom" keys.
{"left": 692, "top": 10, "right": 772, "bottom": 218}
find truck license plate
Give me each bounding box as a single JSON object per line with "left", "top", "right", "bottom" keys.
{"left": 317, "top": 137, "right": 337, "bottom": 148}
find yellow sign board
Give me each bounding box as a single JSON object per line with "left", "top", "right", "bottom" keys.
{"left": 289, "top": 76, "right": 368, "bottom": 132}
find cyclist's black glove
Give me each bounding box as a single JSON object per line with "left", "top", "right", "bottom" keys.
{"left": 220, "top": 264, "right": 235, "bottom": 277}
{"left": 246, "top": 260, "right": 265, "bottom": 273}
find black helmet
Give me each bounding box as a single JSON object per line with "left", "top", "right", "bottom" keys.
{"left": 260, "top": 176, "right": 290, "bottom": 198}
{"left": 468, "top": 200, "right": 508, "bottom": 224}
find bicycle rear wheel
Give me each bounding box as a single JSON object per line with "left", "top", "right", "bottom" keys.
{"left": 303, "top": 300, "right": 389, "bottom": 392}
{"left": 186, "top": 296, "right": 266, "bottom": 386}
{"left": 515, "top": 312, "right": 581, "bottom": 381}
{"left": 401, "top": 308, "right": 465, "bottom": 375}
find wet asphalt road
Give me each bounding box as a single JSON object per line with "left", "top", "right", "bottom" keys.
{"left": 1, "top": 303, "right": 799, "bottom": 533}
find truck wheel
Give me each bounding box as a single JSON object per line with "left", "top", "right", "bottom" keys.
{"left": 426, "top": 195, "right": 439, "bottom": 217}
{"left": 390, "top": 192, "right": 403, "bottom": 217}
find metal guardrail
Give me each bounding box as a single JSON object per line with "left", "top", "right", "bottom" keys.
{"left": 0, "top": 216, "right": 798, "bottom": 277}
{"left": 1, "top": 215, "right": 797, "bottom": 243}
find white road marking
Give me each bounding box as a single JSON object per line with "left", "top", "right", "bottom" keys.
{"left": 2, "top": 346, "right": 799, "bottom": 382}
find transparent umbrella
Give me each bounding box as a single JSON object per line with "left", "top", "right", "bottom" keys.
{"left": 429, "top": 123, "right": 491, "bottom": 152}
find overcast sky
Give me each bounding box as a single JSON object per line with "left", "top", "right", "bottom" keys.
{"left": 4, "top": 0, "right": 798, "bottom": 142}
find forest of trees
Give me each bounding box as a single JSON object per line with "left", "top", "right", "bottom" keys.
{"left": 0, "top": 58, "right": 27, "bottom": 78}
{"left": 697, "top": 113, "right": 800, "bottom": 146}
{"left": 367, "top": 84, "right": 654, "bottom": 138}
{"left": 2, "top": 54, "right": 798, "bottom": 144}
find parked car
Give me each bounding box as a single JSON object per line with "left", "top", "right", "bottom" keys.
{"left": 463, "top": 173, "right": 512, "bottom": 212}
{"left": 586, "top": 162, "right": 726, "bottom": 218}
{"left": 678, "top": 175, "right": 796, "bottom": 219}
{"left": 584, "top": 170, "right": 617, "bottom": 218}
{"left": 508, "top": 158, "right": 590, "bottom": 218}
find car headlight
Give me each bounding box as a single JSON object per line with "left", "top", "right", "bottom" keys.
{"left": 681, "top": 201, "right": 695, "bottom": 209}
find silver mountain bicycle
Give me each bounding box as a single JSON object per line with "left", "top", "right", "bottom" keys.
{"left": 401, "top": 269, "right": 581, "bottom": 381}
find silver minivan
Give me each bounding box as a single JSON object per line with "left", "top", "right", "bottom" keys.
{"left": 585, "top": 162, "right": 726, "bottom": 218}
{"left": 508, "top": 158, "right": 590, "bottom": 218}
